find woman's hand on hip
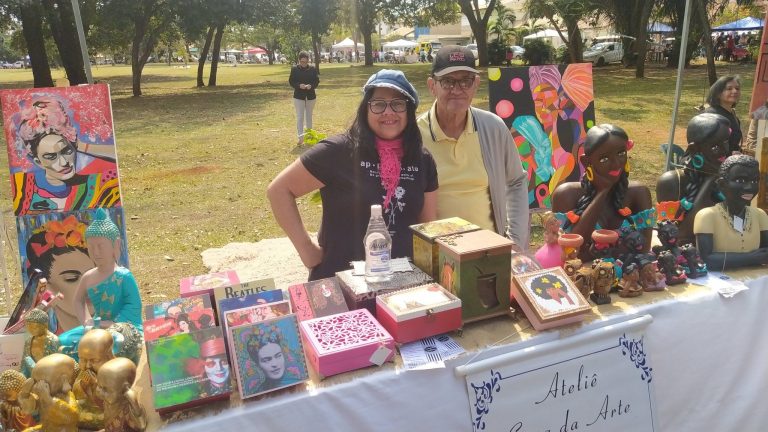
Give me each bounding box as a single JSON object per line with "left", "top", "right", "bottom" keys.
{"left": 298, "top": 240, "right": 323, "bottom": 269}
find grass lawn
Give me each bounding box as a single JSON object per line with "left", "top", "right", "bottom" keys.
{"left": 0, "top": 60, "right": 756, "bottom": 305}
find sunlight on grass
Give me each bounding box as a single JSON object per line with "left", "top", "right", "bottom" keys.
{"left": 0, "top": 61, "right": 756, "bottom": 299}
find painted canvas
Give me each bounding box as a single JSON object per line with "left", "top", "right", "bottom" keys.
{"left": 148, "top": 326, "right": 231, "bottom": 412}
{"left": 144, "top": 308, "right": 217, "bottom": 341}
{"left": 229, "top": 314, "right": 309, "bottom": 399}
{"left": 144, "top": 293, "right": 213, "bottom": 320}
{"left": 488, "top": 64, "right": 596, "bottom": 210}
{"left": 15, "top": 207, "right": 129, "bottom": 333}
{"left": 0, "top": 84, "right": 121, "bottom": 215}
{"left": 511, "top": 267, "right": 591, "bottom": 330}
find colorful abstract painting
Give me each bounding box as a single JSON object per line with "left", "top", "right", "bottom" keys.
{"left": 229, "top": 314, "right": 308, "bottom": 399}
{"left": 0, "top": 84, "right": 121, "bottom": 215}
{"left": 488, "top": 64, "right": 596, "bottom": 210}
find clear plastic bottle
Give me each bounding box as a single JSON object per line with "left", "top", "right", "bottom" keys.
{"left": 364, "top": 205, "right": 393, "bottom": 282}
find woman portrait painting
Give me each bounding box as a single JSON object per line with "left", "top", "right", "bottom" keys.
{"left": 1, "top": 85, "right": 121, "bottom": 215}
{"left": 230, "top": 315, "right": 308, "bottom": 399}
{"left": 18, "top": 207, "right": 130, "bottom": 334}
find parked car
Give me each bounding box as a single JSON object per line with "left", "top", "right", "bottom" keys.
{"left": 583, "top": 42, "right": 623, "bottom": 66}
{"left": 508, "top": 45, "right": 525, "bottom": 59}
{"left": 467, "top": 43, "right": 478, "bottom": 58}
{"left": 8, "top": 61, "right": 24, "bottom": 69}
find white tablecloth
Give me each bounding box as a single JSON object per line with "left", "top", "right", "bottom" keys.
{"left": 163, "top": 272, "right": 768, "bottom": 431}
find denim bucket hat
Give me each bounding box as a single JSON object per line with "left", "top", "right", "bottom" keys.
{"left": 362, "top": 69, "right": 419, "bottom": 107}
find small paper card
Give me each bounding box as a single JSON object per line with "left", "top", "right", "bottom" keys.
{"left": 369, "top": 345, "right": 393, "bottom": 366}
{"left": 399, "top": 334, "right": 465, "bottom": 371}
{"left": 687, "top": 272, "right": 749, "bottom": 298}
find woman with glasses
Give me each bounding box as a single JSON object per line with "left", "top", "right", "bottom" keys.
{"left": 268, "top": 69, "right": 438, "bottom": 280}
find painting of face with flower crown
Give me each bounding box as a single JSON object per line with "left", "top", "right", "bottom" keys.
{"left": 229, "top": 314, "right": 308, "bottom": 399}
{"left": 16, "top": 207, "right": 129, "bottom": 333}
{"left": 488, "top": 65, "right": 595, "bottom": 210}
{"left": 0, "top": 84, "right": 121, "bottom": 216}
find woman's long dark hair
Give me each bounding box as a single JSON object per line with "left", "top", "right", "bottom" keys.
{"left": 562, "top": 124, "right": 629, "bottom": 231}
{"left": 346, "top": 89, "right": 423, "bottom": 164}
{"left": 676, "top": 113, "right": 729, "bottom": 218}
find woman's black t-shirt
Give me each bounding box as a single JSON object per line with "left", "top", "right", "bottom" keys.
{"left": 300, "top": 135, "right": 438, "bottom": 280}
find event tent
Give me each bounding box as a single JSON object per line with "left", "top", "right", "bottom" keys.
{"left": 522, "top": 29, "right": 565, "bottom": 48}
{"left": 332, "top": 38, "right": 365, "bottom": 50}
{"left": 383, "top": 39, "right": 418, "bottom": 50}
{"left": 648, "top": 22, "right": 674, "bottom": 33}
{"left": 712, "top": 16, "right": 764, "bottom": 31}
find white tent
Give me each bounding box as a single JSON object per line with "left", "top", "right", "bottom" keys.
{"left": 523, "top": 29, "right": 566, "bottom": 48}
{"left": 383, "top": 39, "right": 418, "bottom": 50}
{"left": 332, "top": 38, "right": 364, "bottom": 50}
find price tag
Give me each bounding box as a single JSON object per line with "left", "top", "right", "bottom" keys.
{"left": 733, "top": 216, "right": 744, "bottom": 233}
{"left": 369, "top": 345, "right": 393, "bottom": 366}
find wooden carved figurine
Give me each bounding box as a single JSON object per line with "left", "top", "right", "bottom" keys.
{"left": 563, "top": 259, "right": 591, "bottom": 298}
{"left": 0, "top": 369, "right": 35, "bottom": 432}
{"left": 97, "top": 357, "right": 147, "bottom": 432}
{"left": 589, "top": 260, "right": 614, "bottom": 305}
{"left": 558, "top": 233, "right": 584, "bottom": 263}
{"left": 21, "top": 308, "right": 60, "bottom": 378}
{"left": 18, "top": 353, "right": 78, "bottom": 432}
{"left": 74, "top": 329, "right": 115, "bottom": 430}
{"left": 618, "top": 263, "right": 643, "bottom": 298}
{"left": 638, "top": 256, "right": 666, "bottom": 292}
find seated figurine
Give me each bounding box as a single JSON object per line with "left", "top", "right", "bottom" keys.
{"left": 551, "top": 124, "right": 653, "bottom": 261}
{"left": 97, "top": 357, "right": 147, "bottom": 432}
{"left": 74, "top": 329, "right": 115, "bottom": 430}
{"left": 694, "top": 154, "right": 768, "bottom": 269}
{"left": 652, "top": 220, "right": 707, "bottom": 279}
{"left": 680, "top": 243, "right": 707, "bottom": 278}
{"left": 563, "top": 259, "right": 591, "bottom": 298}
{"left": 589, "top": 260, "right": 614, "bottom": 305}
{"left": 0, "top": 369, "right": 35, "bottom": 431}
{"left": 656, "top": 113, "right": 731, "bottom": 245}
{"left": 18, "top": 353, "right": 78, "bottom": 432}
{"left": 637, "top": 255, "right": 666, "bottom": 292}
{"left": 618, "top": 263, "right": 642, "bottom": 298}
{"left": 21, "top": 308, "right": 60, "bottom": 378}
{"left": 534, "top": 212, "right": 563, "bottom": 268}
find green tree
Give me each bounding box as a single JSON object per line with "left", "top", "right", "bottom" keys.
{"left": 458, "top": 0, "right": 497, "bottom": 66}
{"left": 4, "top": 0, "right": 54, "bottom": 87}
{"left": 299, "top": 0, "right": 339, "bottom": 70}
{"left": 488, "top": 1, "right": 516, "bottom": 46}
{"left": 525, "top": 0, "right": 594, "bottom": 64}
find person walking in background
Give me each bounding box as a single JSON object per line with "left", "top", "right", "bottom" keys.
{"left": 289, "top": 51, "right": 320, "bottom": 146}
{"left": 704, "top": 75, "right": 742, "bottom": 154}
{"left": 269, "top": 69, "right": 438, "bottom": 280}
{"left": 417, "top": 45, "right": 529, "bottom": 250}
{"left": 744, "top": 98, "right": 768, "bottom": 156}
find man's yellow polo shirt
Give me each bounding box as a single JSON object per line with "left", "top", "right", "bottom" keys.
{"left": 418, "top": 102, "right": 494, "bottom": 231}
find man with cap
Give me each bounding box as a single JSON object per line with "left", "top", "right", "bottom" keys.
{"left": 269, "top": 69, "right": 438, "bottom": 280}
{"left": 418, "top": 45, "right": 529, "bottom": 250}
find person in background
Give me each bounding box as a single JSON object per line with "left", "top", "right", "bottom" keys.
{"left": 744, "top": 98, "right": 768, "bottom": 156}
{"left": 417, "top": 45, "right": 528, "bottom": 250}
{"left": 289, "top": 51, "right": 320, "bottom": 146}
{"left": 704, "top": 75, "right": 742, "bottom": 154}
{"left": 268, "top": 69, "right": 438, "bottom": 280}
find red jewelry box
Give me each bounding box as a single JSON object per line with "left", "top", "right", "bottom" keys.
{"left": 288, "top": 277, "right": 348, "bottom": 322}
{"left": 335, "top": 263, "right": 432, "bottom": 316}
{"left": 376, "top": 283, "right": 461, "bottom": 344}
{"left": 300, "top": 309, "right": 395, "bottom": 378}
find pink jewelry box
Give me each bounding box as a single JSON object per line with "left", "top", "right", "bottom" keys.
{"left": 179, "top": 270, "right": 240, "bottom": 299}
{"left": 376, "top": 283, "right": 462, "bottom": 344}
{"left": 288, "top": 277, "right": 348, "bottom": 322}
{"left": 300, "top": 309, "right": 395, "bottom": 378}
{"left": 335, "top": 262, "right": 433, "bottom": 316}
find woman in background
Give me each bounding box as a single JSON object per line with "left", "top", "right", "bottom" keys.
{"left": 704, "top": 75, "right": 742, "bottom": 154}
{"left": 289, "top": 51, "right": 320, "bottom": 145}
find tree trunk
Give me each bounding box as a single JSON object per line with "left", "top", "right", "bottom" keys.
{"left": 197, "top": 26, "right": 214, "bottom": 87}
{"left": 19, "top": 0, "right": 54, "bottom": 88}
{"left": 695, "top": 0, "right": 717, "bottom": 85}
{"left": 130, "top": 3, "right": 161, "bottom": 97}
{"left": 362, "top": 31, "right": 373, "bottom": 65}
{"left": 458, "top": 0, "right": 495, "bottom": 67}
{"left": 208, "top": 23, "right": 225, "bottom": 87}
{"left": 565, "top": 20, "right": 582, "bottom": 63}
{"left": 311, "top": 34, "right": 322, "bottom": 73}
{"left": 635, "top": 0, "right": 653, "bottom": 78}
{"left": 43, "top": 0, "right": 88, "bottom": 85}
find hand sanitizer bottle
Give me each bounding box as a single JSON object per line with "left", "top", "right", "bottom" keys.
{"left": 364, "top": 205, "right": 392, "bottom": 282}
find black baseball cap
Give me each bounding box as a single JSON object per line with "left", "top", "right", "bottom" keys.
{"left": 432, "top": 45, "right": 478, "bottom": 77}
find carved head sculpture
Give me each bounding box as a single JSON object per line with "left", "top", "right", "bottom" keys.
{"left": 656, "top": 221, "right": 680, "bottom": 249}
{"left": 685, "top": 112, "right": 730, "bottom": 172}
{"left": 716, "top": 154, "right": 760, "bottom": 212}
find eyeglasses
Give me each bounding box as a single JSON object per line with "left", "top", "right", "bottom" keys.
{"left": 368, "top": 99, "right": 408, "bottom": 114}
{"left": 436, "top": 77, "right": 475, "bottom": 90}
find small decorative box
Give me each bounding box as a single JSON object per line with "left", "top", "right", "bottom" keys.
{"left": 300, "top": 309, "right": 395, "bottom": 378}
{"left": 179, "top": 270, "right": 239, "bottom": 299}
{"left": 376, "top": 283, "right": 461, "bottom": 344}
{"left": 288, "top": 277, "right": 348, "bottom": 321}
{"left": 436, "top": 229, "right": 513, "bottom": 323}
{"left": 410, "top": 217, "right": 480, "bottom": 279}
{"left": 511, "top": 267, "right": 592, "bottom": 331}
{"left": 335, "top": 263, "right": 432, "bottom": 315}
